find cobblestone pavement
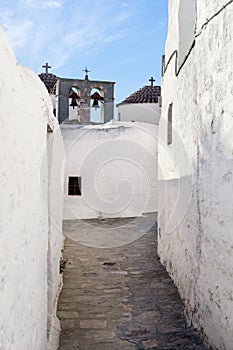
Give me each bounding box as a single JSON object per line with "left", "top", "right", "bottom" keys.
{"left": 58, "top": 214, "right": 208, "bottom": 350}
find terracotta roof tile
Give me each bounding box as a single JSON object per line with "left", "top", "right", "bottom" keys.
{"left": 118, "top": 85, "right": 161, "bottom": 105}
{"left": 39, "top": 73, "right": 58, "bottom": 94}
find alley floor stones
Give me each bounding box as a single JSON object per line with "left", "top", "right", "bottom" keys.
{"left": 58, "top": 214, "right": 208, "bottom": 350}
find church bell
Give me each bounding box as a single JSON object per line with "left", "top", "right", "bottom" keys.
{"left": 69, "top": 89, "right": 80, "bottom": 109}
{"left": 92, "top": 99, "right": 100, "bottom": 109}
{"left": 90, "top": 91, "right": 104, "bottom": 109}
{"left": 70, "top": 98, "right": 78, "bottom": 109}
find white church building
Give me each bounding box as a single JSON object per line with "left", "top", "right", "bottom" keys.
{"left": 39, "top": 69, "right": 160, "bottom": 221}
{"left": 61, "top": 120, "right": 158, "bottom": 220}
{"left": 117, "top": 79, "right": 161, "bottom": 125}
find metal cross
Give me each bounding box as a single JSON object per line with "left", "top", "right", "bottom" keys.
{"left": 83, "top": 67, "right": 90, "bottom": 80}
{"left": 42, "top": 62, "right": 51, "bottom": 74}
{"left": 149, "top": 77, "right": 155, "bottom": 86}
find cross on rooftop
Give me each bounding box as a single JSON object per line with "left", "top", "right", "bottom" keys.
{"left": 149, "top": 77, "right": 155, "bottom": 86}
{"left": 42, "top": 62, "right": 51, "bottom": 74}
{"left": 83, "top": 67, "right": 90, "bottom": 80}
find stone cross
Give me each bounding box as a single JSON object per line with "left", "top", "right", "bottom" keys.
{"left": 83, "top": 67, "right": 90, "bottom": 80}
{"left": 149, "top": 77, "right": 155, "bottom": 86}
{"left": 42, "top": 62, "right": 51, "bottom": 74}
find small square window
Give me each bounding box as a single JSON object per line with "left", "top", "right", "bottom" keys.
{"left": 68, "top": 177, "right": 81, "bottom": 196}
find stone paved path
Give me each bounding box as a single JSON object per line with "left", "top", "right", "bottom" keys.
{"left": 58, "top": 214, "right": 208, "bottom": 350}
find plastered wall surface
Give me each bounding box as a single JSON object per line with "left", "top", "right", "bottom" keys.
{"left": 61, "top": 121, "right": 158, "bottom": 220}
{"left": 47, "top": 126, "right": 65, "bottom": 350}
{"left": 118, "top": 103, "right": 161, "bottom": 125}
{"left": 158, "top": 2, "right": 233, "bottom": 349}
{"left": 0, "top": 28, "right": 64, "bottom": 350}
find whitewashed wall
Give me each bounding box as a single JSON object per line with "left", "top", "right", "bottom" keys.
{"left": 46, "top": 126, "right": 65, "bottom": 350}
{"left": 158, "top": 2, "right": 233, "bottom": 349}
{"left": 117, "top": 103, "right": 161, "bottom": 125}
{"left": 0, "top": 28, "right": 64, "bottom": 350}
{"left": 61, "top": 121, "right": 158, "bottom": 220}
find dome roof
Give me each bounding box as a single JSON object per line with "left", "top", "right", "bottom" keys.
{"left": 38, "top": 73, "right": 58, "bottom": 94}
{"left": 117, "top": 85, "right": 161, "bottom": 105}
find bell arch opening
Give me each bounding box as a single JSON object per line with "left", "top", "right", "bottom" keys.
{"left": 68, "top": 85, "right": 81, "bottom": 122}
{"left": 90, "top": 87, "right": 104, "bottom": 124}
{"left": 178, "top": 0, "right": 196, "bottom": 67}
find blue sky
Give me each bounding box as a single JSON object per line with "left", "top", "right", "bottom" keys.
{"left": 0, "top": 0, "right": 167, "bottom": 104}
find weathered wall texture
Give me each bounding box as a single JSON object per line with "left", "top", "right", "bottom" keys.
{"left": 158, "top": 1, "right": 233, "bottom": 349}
{"left": 61, "top": 121, "right": 158, "bottom": 220}
{"left": 118, "top": 103, "right": 161, "bottom": 125}
{"left": 0, "top": 28, "right": 64, "bottom": 350}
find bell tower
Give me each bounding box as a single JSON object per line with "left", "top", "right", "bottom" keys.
{"left": 56, "top": 68, "right": 115, "bottom": 125}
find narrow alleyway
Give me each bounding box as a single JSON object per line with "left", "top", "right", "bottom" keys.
{"left": 58, "top": 214, "right": 208, "bottom": 350}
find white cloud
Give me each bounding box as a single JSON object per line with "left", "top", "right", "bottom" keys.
{"left": 19, "top": 0, "right": 63, "bottom": 9}
{"left": 0, "top": 0, "right": 132, "bottom": 72}
{"left": 113, "top": 12, "right": 131, "bottom": 25}
{"left": 101, "top": 31, "right": 128, "bottom": 44}
{"left": 121, "top": 2, "right": 129, "bottom": 7}
{"left": 0, "top": 10, "right": 34, "bottom": 49}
